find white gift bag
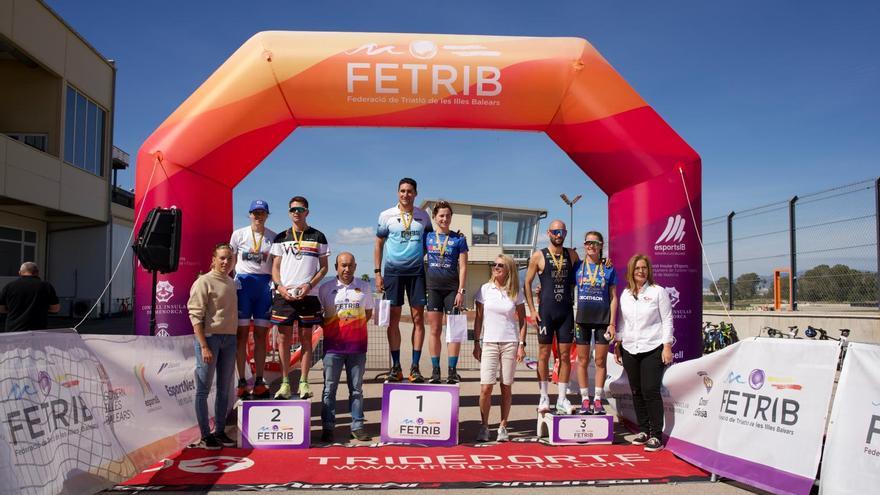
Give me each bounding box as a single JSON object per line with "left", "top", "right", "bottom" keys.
{"left": 375, "top": 298, "right": 391, "bottom": 327}
{"left": 445, "top": 313, "right": 468, "bottom": 343}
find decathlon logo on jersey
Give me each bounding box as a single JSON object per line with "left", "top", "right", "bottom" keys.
{"left": 345, "top": 40, "right": 503, "bottom": 99}
{"left": 654, "top": 215, "right": 686, "bottom": 254}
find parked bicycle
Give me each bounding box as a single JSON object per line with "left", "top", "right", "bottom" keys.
{"left": 702, "top": 321, "right": 739, "bottom": 354}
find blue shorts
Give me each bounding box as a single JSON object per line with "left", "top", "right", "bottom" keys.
{"left": 236, "top": 273, "right": 272, "bottom": 326}
{"left": 384, "top": 274, "right": 427, "bottom": 307}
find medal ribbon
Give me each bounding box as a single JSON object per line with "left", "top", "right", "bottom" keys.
{"left": 291, "top": 228, "right": 305, "bottom": 255}
{"left": 250, "top": 228, "right": 264, "bottom": 254}
{"left": 399, "top": 207, "right": 413, "bottom": 232}
{"left": 438, "top": 233, "right": 448, "bottom": 259}
{"left": 548, "top": 249, "right": 565, "bottom": 273}
{"left": 579, "top": 262, "right": 604, "bottom": 288}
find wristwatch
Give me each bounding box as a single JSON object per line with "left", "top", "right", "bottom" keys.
{"left": 457, "top": 288, "right": 466, "bottom": 294}
{"left": 374, "top": 268, "right": 381, "bottom": 274}
{"left": 519, "top": 341, "right": 526, "bottom": 347}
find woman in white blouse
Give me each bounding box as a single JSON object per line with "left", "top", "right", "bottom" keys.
{"left": 473, "top": 255, "right": 527, "bottom": 443}
{"left": 613, "top": 254, "right": 673, "bottom": 452}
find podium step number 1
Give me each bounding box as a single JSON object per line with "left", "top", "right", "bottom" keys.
{"left": 238, "top": 400, "right": 310, "bottom": 449}
{"left": 381, "top": 383, "right": 459, "bottom": 446}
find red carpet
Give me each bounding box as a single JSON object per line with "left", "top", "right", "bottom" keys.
{"left": 118, "top": 441, "right": 709, "bottom": 490}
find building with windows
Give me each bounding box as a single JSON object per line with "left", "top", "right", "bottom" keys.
{"left": 0, "top": 0, "right": 133, "bottom": 319}
{"left": 420, "top": 199, "right": 547, "bottom": 305}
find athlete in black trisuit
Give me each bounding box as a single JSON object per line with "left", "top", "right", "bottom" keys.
{"left": 524, "top": 220, "right": 579, "bottom": 414}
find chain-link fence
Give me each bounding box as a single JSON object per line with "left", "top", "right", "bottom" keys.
{"left": 702, "top": 178, "right": 879, "bottom": 312}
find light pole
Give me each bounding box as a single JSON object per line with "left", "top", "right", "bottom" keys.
{"left": 560, "top": 193, "right": 582, "bottom": 248}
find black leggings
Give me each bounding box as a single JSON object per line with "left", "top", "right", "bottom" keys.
{"left": 621, "top": 345, "right": 665, "bottom": 439}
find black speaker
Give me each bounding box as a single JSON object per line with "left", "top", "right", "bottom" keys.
{"left": 133, "top": 207, "right": 182, "bottom": 273}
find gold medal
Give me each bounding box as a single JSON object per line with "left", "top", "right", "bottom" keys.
{"left": 548, "top": 249, "right": 565, "bottom": 273}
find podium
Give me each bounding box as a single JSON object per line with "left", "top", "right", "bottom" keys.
{"left": 536, "top": 411, "right": 614, "bottom": 445}
{"left": 238, "top": 399, "right": 311, "bottom": 449}
{"left": 380, "top": 383, "right": 459, "bottom": 446}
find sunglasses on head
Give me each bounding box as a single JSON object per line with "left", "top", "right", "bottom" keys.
{"left": 289, "top": 206, "right": 308, "bottom": 213}
{"left": 492, "top": 263, "right": 506, "bottom": 269}
{"left": 549, "top": 229, "right": 567, "bottom": 237}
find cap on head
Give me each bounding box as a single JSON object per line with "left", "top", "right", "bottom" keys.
{"left": 249, "top": 200, "right": 269, "bottom": 213}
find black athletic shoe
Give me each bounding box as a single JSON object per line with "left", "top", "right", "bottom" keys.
{"left": 429, "top": 366, "right": 442, "bottom": 384}
{"left": 213, "top": 431, "right": 237, "bottom": 448}
{"left": 385, "top": 365, "right": 403, "bottom": 383}
{"left": 446, "top": 367, "right": 461, "bottom": 384}
{"left": 320, "top": 430, "right": 334, "bottom": 443}
{"left": 188, "top": 436, "right": 221, "bottom": 450}
{"left": 644, "top": 437, "right": 664, "bottom": 452}
{"left": 409, "top": 365, "right": 425, "bottom": 383}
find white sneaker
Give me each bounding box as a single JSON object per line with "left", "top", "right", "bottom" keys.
{"left": 476, "top": 424, "right": 490, "bottom": 442}
{"left": 496, "top": 426, "right": 509, "bottom": 442}
{"left": 556, "top": 397, "right": 572, "bottom": 415}
{"left": 537, "top": 395, "right": 551, "bottom": 413}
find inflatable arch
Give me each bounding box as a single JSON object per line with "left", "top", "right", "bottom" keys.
{"left": 134, "top": 32, "right": 702, "bottom": 360}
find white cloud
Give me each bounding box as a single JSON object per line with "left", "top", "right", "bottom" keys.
{"left": 335, "top": 226, "right": 375, "bottom": 245}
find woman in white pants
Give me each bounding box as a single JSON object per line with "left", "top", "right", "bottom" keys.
{"left": 473, "top": 254, "right": 527, "bottom": 442}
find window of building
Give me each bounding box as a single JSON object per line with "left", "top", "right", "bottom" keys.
{"left": 0, "top": 227, "right": 38, "bottom": 277}
{"left": 64, "top": 85, "right": 106, "bottom": 176}
{"left": 502, "top": 211, "right": 537, "bottom": 246}
{"left": 5, "top": 133, "right": 48, "bottom": 153}
{"left": 471, "top": 209, "right": 498, "bottom": 245}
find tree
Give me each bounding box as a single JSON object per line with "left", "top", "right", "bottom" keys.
{"left": 798, "top": 264, "right": 875, "bottom": 303}
{"left": 734, "top": 272, "right": 762, "bottom": 300}
{"left": 709, "top": 277, "right": 731, "bottom": 300}
{"left": 360, "top": 274, "right": 370, "bottom": 282}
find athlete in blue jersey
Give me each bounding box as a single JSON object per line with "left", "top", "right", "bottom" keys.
{"left": 572, "top": 231, "right": 618, "bottom": 415}
{"left": 424, "top": 200, "right": 468, "bottom": 384}
{"left": 374, "top": 178, "right": 433, "bottom": 383}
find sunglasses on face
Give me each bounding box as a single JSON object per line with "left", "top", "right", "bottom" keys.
{"left": 584, "top": 240, "right": 603, "bottom": 246}
{"left": 492, "top": 263, "right": 507, "bottom": 269}
{"left": 549, "top": 229, "right": 567, "bottom": 237}
{"left": 289, "top": 206, "right": 308, "bottom": 213}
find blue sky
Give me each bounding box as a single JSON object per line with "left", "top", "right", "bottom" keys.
{"left": 47, "top": 0, "right": 879, "bottom": 278}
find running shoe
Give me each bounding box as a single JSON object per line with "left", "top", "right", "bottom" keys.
{"left": 496, "top": 426, "right": 509, "bottom": 442}
{"left": 593, "top": 399, "right": 606, "bottom": 415}
{"left": 236, "top": 379, "right": 249, "bottom": 399}
{"left": 274, "top": 382, "right": 292, "bottom": 400}
{"left": 187, "top": 436, "right": 221, "bottom": 450}
{"left": 446, "top": 367, "right": 461, "bottom": 384}
{"left": 556, "top": 397, "right": 572, "bottom": 415}
{"left": 644, "top": 437, "right": 664, "bottom": 452}
{"left": 350, "top": 429, "right": 372, "bottom": 441}
{"left": 251, "top": 379, "right": 270, "bottom": 399}
{"left": 409, "top": 365, "right": 425, "bottom": 383}
{"left": 476, "top": 424, "right": 490, "bottom": 442}
{"left": 213, "top": 431, "right": 237, "bottom": 448}
{"left": 384, "top": 365, "right": 403, "bottom": 383}
{"left": 538, "top": 395, "right": 551, "bottom": 413}
{"left": 298, "top": 381, "right": 313, "bottom": 400}
{"left": 580, "top": 398, "right": 592, "bottom": 415}
{"left": 631, "top": 432, "right": 649, "bottom": 445}
{"left": 429, "top": 366, "right": 442, "bottom": 384}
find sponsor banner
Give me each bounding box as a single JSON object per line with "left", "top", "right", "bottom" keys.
{"left": 79, "top": 334, "right": 220, "bottom": 457}
{"left": 607, "top": 338, "right": 838, "bottom": 495}
{"left": 819, "top": 343, "right": 880, "bottom": 495}
{"left": 119, "top": 441, "right": 709, "bottom": 490}
{"left": 0, "top": 330, "right": 137, "bottom": 495}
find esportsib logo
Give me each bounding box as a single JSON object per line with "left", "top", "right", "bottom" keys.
{"left": 654, "top": 215, "right": 686, "bottom": 255}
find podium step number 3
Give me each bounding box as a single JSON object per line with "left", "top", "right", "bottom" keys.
{"left": 537, "top": 413, "right": 613, "bottom": 445}
{"left": 381, "top": 383, "right": 459, "bottom": 447}
{"left": 238, "top": 400, "right": 310, "bottom": 449}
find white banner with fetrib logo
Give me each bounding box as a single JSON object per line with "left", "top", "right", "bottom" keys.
{"left": 606, "top": 339, "right": 839, "bottom": 495}
{"left": 0, "top": 330, "right": 208, "bottom": 495}
{"left": 819, "top": 342, "right": 880, "bottom": 495}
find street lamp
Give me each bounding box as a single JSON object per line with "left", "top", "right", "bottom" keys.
{"left": 560, "top": 193, "right": 582, "bottom": 248}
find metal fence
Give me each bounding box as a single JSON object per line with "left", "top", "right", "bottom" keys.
{"left": 702, "top": 177, "right": 879, "bottom": 312}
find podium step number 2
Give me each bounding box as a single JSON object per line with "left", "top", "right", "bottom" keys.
{"left": 238, "top": 400, "right": 310, "bottom": 449}
{"left": 381, "top": 383, "right": 459, "bottom": 447}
